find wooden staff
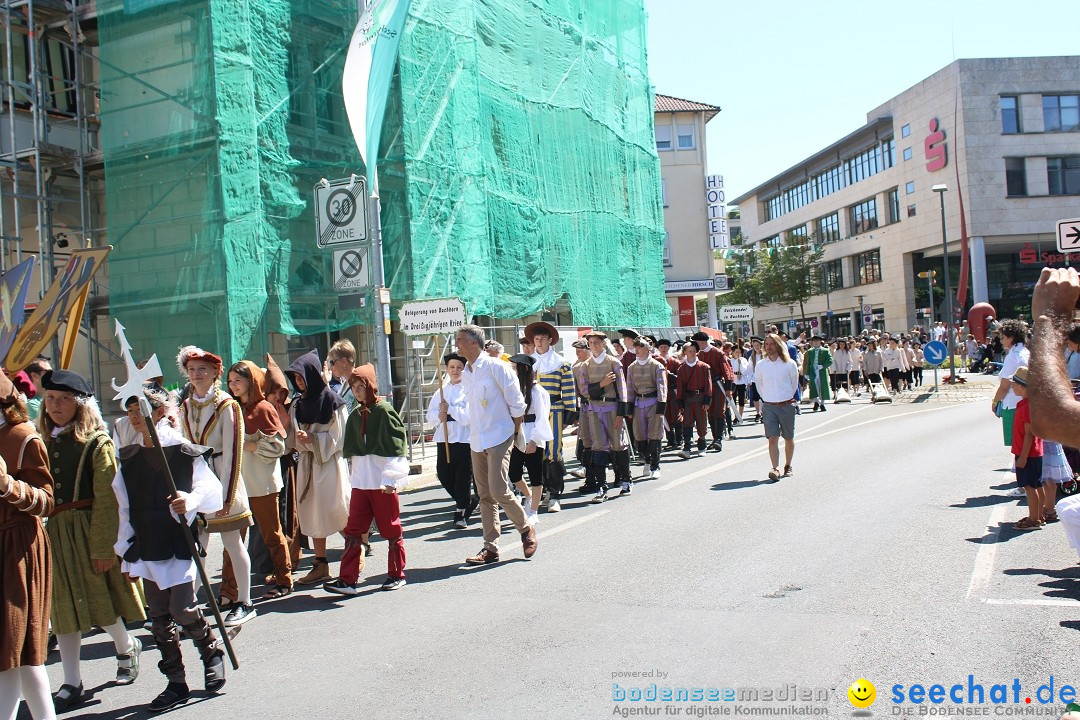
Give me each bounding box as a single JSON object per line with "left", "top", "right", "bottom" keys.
{"left": 435, "top": 335, "right": 450, "bottom": 462}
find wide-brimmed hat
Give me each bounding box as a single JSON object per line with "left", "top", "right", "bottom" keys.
{"left": 524, "top": 321, "right": 559, "bottom": 345}
{"left": 584, "top": 330, "right": 607, "bottom": 341}
{"left": 690, "top": 331, "right": 710, "bottom": 342}
{"left": 1012, "top": 366, "right": 1030, "bottom": 386}
{"left": 618, "top": 328, "right": 639, "bottom": 339}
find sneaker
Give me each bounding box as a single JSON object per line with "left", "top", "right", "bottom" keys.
{"left": 522, "top": 498, "right": 533, "bottom": 516}
{"left": 115, "top": 635, "right": 141, "bottom": 685}
{"left": 148, "top": 683, "right": 190, "bottom": 713}
{"left": 782, "top": 465, "right": 794, "bottom": 478}
{"left": 525, "top": 508, "right": 539, "bottom": 527}
{"left": 465, "top": 548, "right": 500, "bottom": 565}
{"left": 766, "top": 467, "right": 780, "bottom": 483}
{"left": 547, "top": 498, "right": 562, "bottom": 513}
{"left": 650, "top": 467, "right": 661, "bottom": 480}
{"left": 592, "top": 487, "right": 608, "bottom": 503}
{"left": 678, "top": 449, "right": 693, "bottom": 459}
{"left": 620, "top": 481, "right": 632, "bottom": 495}
{"left": 381, "top": 577, "right": 406, "bottom": 591}
{"left": 1007, "top": 487, "right": 1025, "bottom": 497}
{"left": 53, "top": 683, "right": 85, "bottom": 713}
{"left": 454, "top": 516, "right": 468, "bottom": 529}
{"left": 223, "top": 603, "right": 256, "bottom": 628}
{"left": 323, "top": 579, "right": 360, "bottom": 596}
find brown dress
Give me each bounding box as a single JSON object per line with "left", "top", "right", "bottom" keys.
{"left": 0, "top": 421, "right": 54, "bottom": 671}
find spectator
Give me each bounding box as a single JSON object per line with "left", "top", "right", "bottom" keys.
{"left": 1066, "top": 324, "right": 1080, "bottom": 381}
{"left": 991, "top": 320, "right": 1030, "bottom": 454}
{"left": 1007, "top": 367, "right": 1044, "bottom": 530}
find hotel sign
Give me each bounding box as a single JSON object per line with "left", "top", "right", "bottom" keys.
{"left": 665, "top": 279, "right": 715, "bottom": 293}
{"left": 706, "top": 175, "right": 729, "bottom": 249}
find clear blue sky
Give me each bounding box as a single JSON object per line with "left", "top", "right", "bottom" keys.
{"left": 643, "top": 0, "right": 1080, "bottom": 202}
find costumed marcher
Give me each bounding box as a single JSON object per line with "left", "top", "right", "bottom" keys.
{"left": 656, "top": 339, "right": 682, "bottom": 449}
{"left": 112, "top": 385, "right": 228, "bottom": 712}
{"left": 507, "top": 354, "right": 553, "bottom": 524}
{"left": 455, "top": 325, "right": 538, "bottom": 565}
{"left": 527, "top": 321, "right": 577, "bottom": 513}
{"left": 177, "top": 346, "right": 255, "bottom": 627}
{"left": 575, "top": 331, "right": 630, "bottom": 502}
{"left": 263, "top": 355, "right": 302, "bottom": 570}
{"left": 285, "top": 349, "right": 351, "bottom": 585}
{"left": 226, "top": 361, "right": 292, "bottom": 599}
{"left": 325, "top": 365, "right": 409, "bottom": 594}
{"left": 40, "top": 370, "right": 144, "bottom": 712}
{"left": 426, "top": 353, "right": 478, "bottom": 528}
{"left": 626, "top": 337, "right": 667, "bottom": 479}
{"left": 802, "top": 335, "right": 833, "bottom": 411}
{"left": 0, "top": 371, "right": 55, "bottom": 720}
{"left": 676, "top": 342, "right": 712, "bottom": 458}
{"left": 692, "top": 332, "right": 731, "bottom": 451}
{"left": 570, "top": 339, "right": 592, "bottom": 482}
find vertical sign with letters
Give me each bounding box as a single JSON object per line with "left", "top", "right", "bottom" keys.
{"left": 706, "top": 175, "right": 729, "bottom": 250}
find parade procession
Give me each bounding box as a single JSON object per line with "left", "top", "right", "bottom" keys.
{"left": 3, "top": 0, "right": 1080, "bottom": 718}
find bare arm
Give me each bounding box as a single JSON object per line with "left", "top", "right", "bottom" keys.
{"left": 1029, "top": 267, "right": 1080, "bottom": 444}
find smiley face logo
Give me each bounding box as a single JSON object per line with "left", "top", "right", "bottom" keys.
{"left": 848, "top": 679, "right": 876, "bottom": 708}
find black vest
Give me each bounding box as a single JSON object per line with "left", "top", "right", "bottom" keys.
{"left": 119, "top": 443, "right": 208, "bottom": 563}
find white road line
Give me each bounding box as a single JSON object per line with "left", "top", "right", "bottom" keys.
{"left": 984, "top": 598, "right": 1080, "bottom": 607}
{"left": 965, "top": 502, "right": 1009, "bottom": 601}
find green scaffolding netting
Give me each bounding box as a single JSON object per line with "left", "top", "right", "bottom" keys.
{"left": 100, "top": 0, "right": 667, "bottom": 367}
{"left": 381, "top": 0, "right": 668, "bottom": 326}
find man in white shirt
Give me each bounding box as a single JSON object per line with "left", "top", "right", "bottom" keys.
{"left": 456, "top": 324, "right": 538, "bottom": 564}
{"left": 752, "top": 334, "right": 800, "bottom": 483}
{"left": 991, "top": 319, "right": 1031, "bottom": 497}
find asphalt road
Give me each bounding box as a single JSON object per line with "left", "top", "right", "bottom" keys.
{"left": 32, "top": 387, "right": 1080, "bottom": 720}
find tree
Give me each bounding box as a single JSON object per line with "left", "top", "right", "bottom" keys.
{"left": 722, "top": 233, "right": 825, "bottom": 323}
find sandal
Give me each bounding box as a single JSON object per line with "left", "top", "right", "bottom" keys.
{"left": 1014, "top": 517, "right": 1043, "bottom": 530}
{"left": 1044, "top": 511, "right": 1059, "bottom": 523}
{"left": 260, "top": 584, "right": 292, "bottom": 600}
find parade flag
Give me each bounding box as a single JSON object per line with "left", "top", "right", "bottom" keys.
{"left": 0, "top": 257, "right": 35, "bottom": 367}
{"left": 5, "top": 247, "right": 111, "bottom": 373}
{"left": 342, "top": 0, "right": 411, "bottom": 194}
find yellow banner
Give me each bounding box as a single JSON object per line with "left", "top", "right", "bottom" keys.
{"left": 5, "top": 247, "right": 111, "bottom": 373}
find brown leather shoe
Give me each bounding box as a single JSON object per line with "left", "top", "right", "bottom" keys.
{"left": 465, "top": 548, "right": 499, "bottom": 565}
{"left": 521, "top": 526, "right": 538, "bottom": 558}
{"left": 296, "top": 559, "right": 330, "bottom": 585}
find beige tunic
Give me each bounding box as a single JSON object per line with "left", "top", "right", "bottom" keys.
{"left": 289, "top": 404, "right": 350, "bottom": 538}
{"left": 241, "top": 431, "right": 286, "bottom": 498}
{"left": 181, "top": 388, "right": 252, "bottom": 533}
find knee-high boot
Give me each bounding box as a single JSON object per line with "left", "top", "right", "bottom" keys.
{"left": 183, "top": 616, "right": 225, "bottom": 692}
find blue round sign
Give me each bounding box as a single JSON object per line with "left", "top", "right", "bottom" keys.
{"left": 924, "top": 340, "right": 948, "bottom": 366}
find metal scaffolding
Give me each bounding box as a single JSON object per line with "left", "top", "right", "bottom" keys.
{"left": 0, "top": 0, "right": 106, "bottom": 380}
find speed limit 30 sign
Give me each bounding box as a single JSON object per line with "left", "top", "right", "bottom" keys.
{"left": 315, "top": 176, "right": 369, "bottom": 248}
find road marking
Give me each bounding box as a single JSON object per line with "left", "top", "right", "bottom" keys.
{"left": 965, "top": 502, "right": 1009, "bottom": 600}
{"left": 984, "top": 598, "right": 1080, "bottom": 607}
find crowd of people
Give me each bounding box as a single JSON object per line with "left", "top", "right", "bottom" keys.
{"left": 9, "top": 296, "right": 1080, "bottom": 718}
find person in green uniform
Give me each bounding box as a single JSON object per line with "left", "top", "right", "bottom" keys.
{"left": 38, "top": 370, "right": 145, "bottom": 712}
{"left": 802, "top": 335, "right": 833, "bottom": 412}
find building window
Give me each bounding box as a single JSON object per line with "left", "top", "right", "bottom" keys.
{"left": 655, "top": 124, "right": 672, "bottom": 151}
{"left": 888, "top": 188, "right": 901, "bottom": 224}
{"left": 1001, "top": 96, "right": 1021, "bottom": 134}
{"left": 811, "top": 164, "right": 845, "bottom": 203}
{"left": 661, "top": 178, "right": 669, "bottom": 207}
{"left": 903, "top": 147, "right": 913, "bottom": 161}
{"left": 820, "top": 259, "right": 843, "bottom": 292}
{"left": 0, "top": 33, "right": 77, "bottom": 114}
{"left": 907, "top": 204, "right": 917, "bottom": 218}
{"left": 788, "top": 225, "right": 807, "bottom": 244}
{"left": 1043, "top": 95, "right": 1080, "bottom": 133}
{"left": 764, "top": 235, "right": 781, "bottom": 248}
{"left": 676, "top": 124, "right": 696, "bottom": 149}
{"left": 663, "top": 232, "right": 672, "bottom": 266}
{"left": 817, "top": 213, "right": 839, "bottom": 244}
{"left": 905, "top": 180, "right": 915, "bottom": 194}
{"left": 849, "top": 197, "right": 878, "bottom": 235}
{"left": 1005, "top": 157, "right": 1027, "bottom": 197}
{"left": 855, "top": 249, "right": 882, "bottom": 285}
{"left": 1048, "top": 156, "right": 1080, "bottom": 195}
{"left": 901, "top": 123, "right": 911, "bottom": 138}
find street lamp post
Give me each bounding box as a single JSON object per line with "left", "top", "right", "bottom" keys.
{"left": 931, "top": 184, "right": 955, "bottom": 384}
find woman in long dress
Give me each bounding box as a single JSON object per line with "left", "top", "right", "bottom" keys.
{"left": 39, "top": 370, "right": 144, "bottom": 712}
{"left": 0, "top": 372, "right": 55, "bottom": 720}
{"left": 286, "top": 350, "right": 350, "bottom": 586}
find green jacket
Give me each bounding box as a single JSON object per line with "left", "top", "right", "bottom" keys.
{"left": 342, "top": 401, "right": 406, "bottom": 458}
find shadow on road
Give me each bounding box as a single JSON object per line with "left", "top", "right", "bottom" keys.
{"left": 1002, "top": 566, "right": 1080, "bottom": 601}
{"left": 965, "top": 522, "right": 1032, "bottom": 545}
{"left": 1060, "top": 620, "right": 1080, "bottom": 632}
{"left": 950, "top": 494, "right": 1018, "bottom": 508}
{"left": 711, "top": 480, "right": 765, "bottom": 492}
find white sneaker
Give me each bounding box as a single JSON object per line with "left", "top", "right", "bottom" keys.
{"left": 650, "top": 467, "right": 661, "bottom": 479}
{"left": 526, "top": 510, "right": 539, "bottom": 526}
{"left": 547, "top": 498, "right": 561, "bottom": 513}
{"left": 620, "top": 481, "right": 632, "bottom": 495}
{"left": 1007, "top": 487, "right": 1025, "bottom": 497}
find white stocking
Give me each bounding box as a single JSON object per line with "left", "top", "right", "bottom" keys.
{"left": 221, "top": 529, "right": 252, "bottom": 603}
{"left": 18, "top": 666, "right": 55, "bottom": 720}
{"left": 56, "top": 632, "right": 82, "bottom": 687}
{"left": 100, "top": 619, "right": 134, "bottom": 655}
{"left": 0, "top": 668, "right": 20, "bottom": 720}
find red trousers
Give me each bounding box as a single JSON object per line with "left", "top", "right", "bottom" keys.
{"left": 340, "top": 488, "right": 405, "bottom": 583}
